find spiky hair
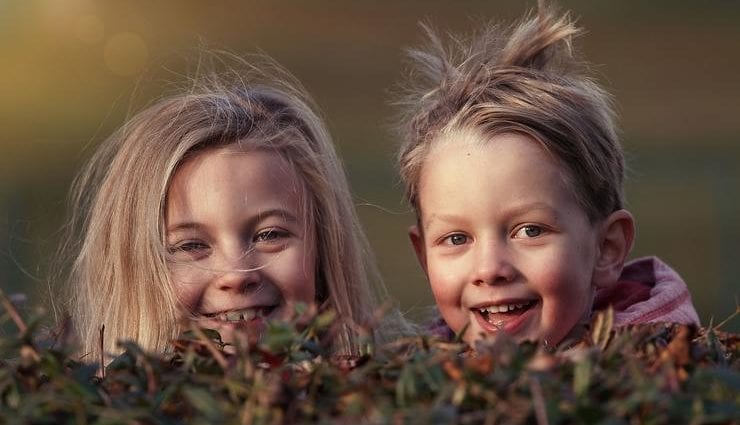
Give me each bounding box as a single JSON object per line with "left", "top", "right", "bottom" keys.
{"left": 396, "top": 5, "right": 624, "bottom": 222}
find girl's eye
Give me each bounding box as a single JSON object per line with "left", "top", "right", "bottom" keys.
{"left": 167, "top": 240, "right": 210, "bottom": 262}
{"left": 253, "top": 228, "right": 289, "bottom": 243}
{"left": 170, "top": 241, "right": 209, "bottom": 253}
{"left": 444, "top": 233, "right": 468, "bottom": 246}
{"left": 514, "top": 225, "right": 544, "bottom": 239}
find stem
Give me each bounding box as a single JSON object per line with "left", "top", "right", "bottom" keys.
{"left": 0, "top": 287, "right": 27, "bottom": 333}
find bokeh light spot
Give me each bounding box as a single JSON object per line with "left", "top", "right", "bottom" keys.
{"left": 104, "top": 32, "right": 148, "bottom": 77}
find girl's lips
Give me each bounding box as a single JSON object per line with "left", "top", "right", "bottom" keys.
{"left": 195, "top": 310, "right": 275, "bottom": 349}
{"left": 472, "top": 299, "right": 539, "bottom": 336}
{"left": 199, "top": 304, "right": 279, "bottom": 324}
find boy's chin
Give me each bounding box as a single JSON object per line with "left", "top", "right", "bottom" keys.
{"left": 465, "top": 328, "right": 527, "bottom": 344}
{"left": 461, "top": 320, "right": 549, "bottom": 347}
{"left": 464, "top": 324, "right": 587, "bottom": 349}
{"left": 461, "top": 307, "right": 590, "bottom": 349}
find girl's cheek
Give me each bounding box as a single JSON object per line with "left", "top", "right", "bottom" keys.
{"left": 275, "top": 247, "right": 316, "bottom": 305}
{"left": 173, "top": 283, "right": 201, "bottom": 313}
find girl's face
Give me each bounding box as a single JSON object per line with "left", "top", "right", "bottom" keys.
{"left": 165, "top": 145, "right": 316, "bottom": 344}
{"left": 410, "top": 131, "right": 601, "bottom": 346}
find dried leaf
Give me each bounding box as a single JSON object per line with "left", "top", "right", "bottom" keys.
{"left": 590, "top": 306, "right": 614, "bottom": 350}
{"left": 442, "top": 360, "right": 463, "bottom": 381}
{"left": 659, "top": 325, "right": 693, "bottom": 367}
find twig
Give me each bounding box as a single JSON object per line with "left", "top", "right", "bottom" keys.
{"left": 712, "top": 296, "right": 739, "bottom": 331}
{"left": 529, "top": 376, "right": 550, "bottom": 425}
{"left": 100, "top": 325, "right": 106, "bottom": 379}
{"left": 0, "top": 287, "right": 28, "bottom": 333}
{"left": 190, "top": 324, "right": 229, "bottom": 370}
{"left": 0, "top": 287, "right": 40, "bottom": 362}
{"left": 144, "top": 359, "right": 157, "bottom": 396}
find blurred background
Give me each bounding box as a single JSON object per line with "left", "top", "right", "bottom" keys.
{"left": 1, "top": 0, "right": 738, "bottom": 332}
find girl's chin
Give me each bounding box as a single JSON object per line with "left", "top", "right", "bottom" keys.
{"left": 196, "top": 317, "right": 268, "bottom": 347}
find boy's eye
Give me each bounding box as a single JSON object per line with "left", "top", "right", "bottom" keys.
{"left": 444, "top": 233, "right": 468, "bottom": 246}
{"left": 514, "top": 225, "right": 544, "bottom": 238}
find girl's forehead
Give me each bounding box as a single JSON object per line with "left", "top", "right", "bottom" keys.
{"left": 167, "top": 146, "right": 309, "bottom": 214}
{"left": 179, "top": 144, "right": 292, "bottom": 181}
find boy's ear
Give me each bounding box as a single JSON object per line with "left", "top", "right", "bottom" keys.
{"left": 592, "top": 209, "right": 635, "bottom": 289}
{"left": 408, "top": 224, "right": 428, "bottom": 275}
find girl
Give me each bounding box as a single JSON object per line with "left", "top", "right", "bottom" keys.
{"left": 395, "top": 7, "right": 699, "bottom": 347}
{"left": 59, "top": 56, "right": 406, "bottom": 361}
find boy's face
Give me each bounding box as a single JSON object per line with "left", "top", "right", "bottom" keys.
{"left": 410, "top": 131, "right": 601, "bottom": 346}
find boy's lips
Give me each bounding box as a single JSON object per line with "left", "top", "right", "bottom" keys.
{"left": 470, "top": 298, "right": 539, "bottom": 335}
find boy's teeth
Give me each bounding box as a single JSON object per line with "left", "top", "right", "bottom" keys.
{"left": 478, "top": 302, "right": 530, "bottom": 314}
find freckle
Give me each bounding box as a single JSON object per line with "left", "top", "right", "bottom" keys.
{"left": 466, "top": 152, "right": 471, "bottom": 157}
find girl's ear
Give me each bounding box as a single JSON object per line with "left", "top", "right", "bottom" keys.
{"left": 592, "top": 209, "right": 635, "bottom": 289}
{"left": 408, "top": 224, "right": 428, "bottom": 275}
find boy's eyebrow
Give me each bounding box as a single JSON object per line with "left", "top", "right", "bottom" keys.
{"left": 505, "top": 202, "right": 559, "bottom": 219}
{"left": 423, "top": 213, "right": 461, "bottom": 231}
{"left": 423, "top": 202, "right": 559, "bottom": 230}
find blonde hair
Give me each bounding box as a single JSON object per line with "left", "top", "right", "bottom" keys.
{"left": 397, "top": 6, "right": 624, "bottom": 222}
{"left": 60, "top": 55, "right": 405, "bottom": 360}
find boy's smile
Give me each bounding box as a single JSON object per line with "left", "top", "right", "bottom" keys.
{"left": 410, "top": 131, "right": 603, "bottom": 346}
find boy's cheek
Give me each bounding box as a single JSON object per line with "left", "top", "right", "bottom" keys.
{"left": 428, "top": 265, "right": 467, "bottom": 330}
{"left": 407, "top": 224, "right": 427, "bottom": 273}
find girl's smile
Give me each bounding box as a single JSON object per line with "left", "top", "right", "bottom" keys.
{"left": 200, "top": 305, "right": 278, "bottom": 322}
{"left": 193, "top": 304, "right": 278, "bottom": 340}
{"left": 165, "top": 145, "right": 317, "bottom": 344}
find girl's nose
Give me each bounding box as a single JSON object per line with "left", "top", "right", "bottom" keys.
{"left": 212, "top": 250, "right": 262, "bottom": 292}
{"left": 471, "top": 241, "right": 517, "bottom": 286}
{"left": 214, "top": 267, "right": 261, "bottom": 293}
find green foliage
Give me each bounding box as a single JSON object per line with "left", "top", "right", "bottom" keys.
{"left": 1, "top": 294, "right": 738, "bottom": 424}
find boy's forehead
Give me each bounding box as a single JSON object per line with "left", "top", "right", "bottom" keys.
{"left": 432, "top": 128, "right": 487, "bottom": 152}
{"left": 431, "top": 129, "right": 577, "bottom": 187}
{"left": 419, "top": 130, "right": 589, "bottom": 222}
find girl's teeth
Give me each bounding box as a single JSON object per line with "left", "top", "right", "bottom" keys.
{"left": 220, "top": 308, "right": 259, "bottom": 322}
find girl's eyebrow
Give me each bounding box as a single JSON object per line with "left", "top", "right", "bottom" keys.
{"left": 166, "top": 208, "right": 300, "bottom": 234}
{"left": 166, "top": 222, "right": 204, "bottom": 234}
{"left": 256, "top": 208, "right": 300, "bottom": 223}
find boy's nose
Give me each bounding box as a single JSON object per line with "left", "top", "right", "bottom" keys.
{"left": 471, "top": 241, "right": 517, "bottom": 286}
